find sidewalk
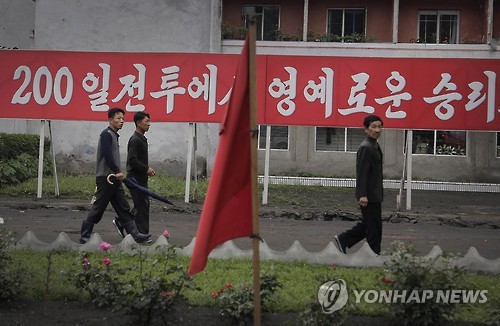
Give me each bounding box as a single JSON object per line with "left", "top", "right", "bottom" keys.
{"left": 1, "top": 189, "right": 499, "bottom": 266}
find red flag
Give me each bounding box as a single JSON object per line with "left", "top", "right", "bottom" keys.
{"left": 188, "top": 36, "right": 253, "bottom": 276}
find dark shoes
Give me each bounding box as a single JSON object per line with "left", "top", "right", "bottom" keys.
{"left": 112, "top": 218, "right": 126, "bottom": 238}
{"left": 122, "top": 220, "right": 152, "bottom": 244}
{"left": 334, "top": 235, "right": 347, "bottom": 254}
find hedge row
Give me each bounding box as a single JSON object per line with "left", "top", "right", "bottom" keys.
{"left": 0, "top": 133, "right": 52, "bottom": 188}
{"left": 0, "top": 133, "right": 51, "bottom": 160}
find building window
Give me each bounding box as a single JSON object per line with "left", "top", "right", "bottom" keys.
{"left": 242, "top": 5, "right": 280, "bottom": 41}
{"left": 497, "top": 132, "right": 500, "bottom": 158}
{"left": 258, "top": 125, "right": 289, "bottom": 150}
{"left": 411, "top": 130, "right": 466, "bottom": 156}
{"left": 327, "top": 8, "right": 366, "bottom": 42}
{"left": 315, "top": 127, "right": 365, "bottom": 152}
{"left": 418, "top": 11, "right": 459, "bottom": 44}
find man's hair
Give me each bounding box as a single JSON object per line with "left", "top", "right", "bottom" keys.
{"left": 134, "top": 111, "right": 150, "bottom": 126}
{"left": 108, "top": 107, "right": 125, "bottom": 119}
{"left": 363, "top": 115, "right": 383, "bottom": 128}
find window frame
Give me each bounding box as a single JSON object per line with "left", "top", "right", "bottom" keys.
{"left": 242, "top": 5, "right": 280, "bottom": 41}
{"left": 258, "top": 125, "right": 289, "bottom": 151}
{"left": 417, "top": 10, "right": 460, "bottom": 44}
{"left": 315, "top": 127, "right": 365, "bottom": 152}
{"left": 410, "top": 130, "right": 467, "bottom": 156}
{"left": 326, "top": 8, "right": 367, "bottom": 41}
{"left": 496, "top": 132, "right": 500, "bottom": 158}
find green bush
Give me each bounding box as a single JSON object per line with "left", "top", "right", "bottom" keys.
{"left": 382, "top": 242, "right": 466, "bottom": 325}
{"left": 210, "top": 273, "right": 282, "bottom": 324}
{"left": 0, "top": 133, "right": 52, "bottom": 187}
{"left": 0, "top": 226, "right": 24, "bottom": 301}
{"left": 0, "top": 133, "right": 50, "bottom": 159}
{"left": 69, "top": 243, "right": 197, "bottom": 325}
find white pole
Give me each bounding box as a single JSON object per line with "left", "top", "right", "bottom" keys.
{"left": 193, "top": 123, "right": 198, "bottom": 198}
{"left": 487, "top": 0, "right": 493, "bottom": 45}
{"left": 406, "top": 130, "right": 413, "bottom": 210}
{"left": 48, "top": 121, "right": 60, "bottom": 196}
{"left": 302, "top": 0, "right": 309, "bottom": 42}
{"left": 392, "top": 0, "right": 399, "bottom": 43}
{"left": 37, "top": 120, "right": 45, "bottom": 199}
{"left": 262, "top": 125, "right": 271, "bottom": 204}
{"left": 397, "top": 130, "right": 408, "bottom": 211}
{"left": 184, "top": 123, "right": 194, "bottom": 203}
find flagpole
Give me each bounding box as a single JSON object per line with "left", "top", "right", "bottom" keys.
{"left": 247, "top": 16, "right": 261, "bottom": 326}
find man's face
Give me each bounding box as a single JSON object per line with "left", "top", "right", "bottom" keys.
{"left": 137, "top": 116, "right": 151, "bottom": 133}
{"left": 364, "top": 120, "right": 383, "bottom": 140}
{"left": 109, "top": 112, "right": 124, "bottom": 131}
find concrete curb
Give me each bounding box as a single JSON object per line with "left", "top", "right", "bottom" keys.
{"left": 11, "top": 231, "right": 500, "bottom": 274}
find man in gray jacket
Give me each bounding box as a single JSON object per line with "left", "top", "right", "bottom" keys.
{"left": 79, "top": 107, "right": 151, "bottom": 244}
{"left": 335, "top": 115, "right": 384, "bottom": 255}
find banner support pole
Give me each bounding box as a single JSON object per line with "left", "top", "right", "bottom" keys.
{"left": 48, "top": 120, "right": 60, "bottom": 196}
{"left": 248, "top": 17, "right": 261, "bottom": 326}
{"left": 185, "top": 123, "right": 195, "bottom": 203}
{"left": 37, "top": 120, "right": 45, "bottom": 198}
{"left": 397, "top": 130, "right": 409, "bottom": 211}
{"left": 406, "top": 130, "right": 413, "bottom": 210}
{"left": 262, "top": 125, "right": 271, "bottom": 205}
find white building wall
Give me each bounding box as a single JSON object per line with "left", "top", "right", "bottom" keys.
{"left": 0, "top": 0, "right": 222, "bottom": 177}
{"left": 1, "top": 1, "right": 499, "bottom": 182}
{"left": 0, "top": 0, "right": 35, "bottom": 49}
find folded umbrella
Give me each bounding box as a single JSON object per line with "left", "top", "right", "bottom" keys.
{"left": 107, "top": 174, "right": 174, "bottom": 205}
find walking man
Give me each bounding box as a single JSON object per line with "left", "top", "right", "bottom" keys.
{"left": 113, "top": 111, "right": 155, "bottom": 236}
{"left": 80, "top": 107, "right": 151, "bottom": 244}
{"left": 335, "top": 115, "right": 384, "bottom": 255}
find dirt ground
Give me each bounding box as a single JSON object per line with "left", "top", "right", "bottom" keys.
{"left": 0, "top": 188, "right": 499, "bottom": 325}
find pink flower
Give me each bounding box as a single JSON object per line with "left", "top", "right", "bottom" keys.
{"left": 98, "top": 241, "right": 112, "bottom": 252}
{"left": 380, "top": 276, "right": 394, "bottom": 284}
{"left": 210, "top": 291, "right": 219, "bottom": 297}
{"left": 331, "top": 264, "right": 337, "bottom": 270}
{"left": 162, "top": 228, "right": 170, "bottom": 238}
{"left": 102, "top": 257, "right": 111, "bottom": 265}
{"left": 82, "top": 257, "right": 90, "bottom": 266}
{"left": 224, "top": 283, "right": 233, "bottom": 288}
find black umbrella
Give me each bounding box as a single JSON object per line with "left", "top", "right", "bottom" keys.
{"left": 107, "top": 174, "right": 174, "bottom": 205}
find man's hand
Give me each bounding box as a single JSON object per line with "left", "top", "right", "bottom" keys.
{"left": 147, "top": 167, "right": 156, "bottom": 177}
{"left": 115, "top": 172, "right": 125, "bottom": 181}
{"left": 359, "top": 196, "right": 368, "bottom": 207}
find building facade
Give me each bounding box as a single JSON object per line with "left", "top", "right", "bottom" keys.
{"left": 221, "top": 0, "right": 500, "bottom": 183}
{"left": 1, "top": 0, "right": 499, "bottom": 183}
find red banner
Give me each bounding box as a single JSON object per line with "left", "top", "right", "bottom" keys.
{"left": 1, "top": 50, "right": 499, "bottom": 130}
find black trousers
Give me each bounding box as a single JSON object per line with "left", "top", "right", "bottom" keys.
{"left": 129, "top": 186, "right": 150, "bottom": 234}
{"left": 338, "top": 202, "right": 382, "bottom": 254}
{"left": 86, "top": 177, "right": 134, "bottom": 225}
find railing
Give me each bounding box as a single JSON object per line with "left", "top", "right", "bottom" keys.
{"left": 258, "top": 175, "right": 500, "bottom": 193}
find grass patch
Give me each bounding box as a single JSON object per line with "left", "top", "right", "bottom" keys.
{"left": 7, "top": 249, "right": 500, "bottom": 323}
{"left": 0, "top": 173, "right": 358, "bottom": 210}
{"left": 2, "top": 175, "right": 500, "bottom": 323}
{"left": 0, "top": 173, "right": 209, "bottom": 203}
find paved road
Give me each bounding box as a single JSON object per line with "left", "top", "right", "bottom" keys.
{"left": 1, "top": 193, "right": 499, "bottom": 260}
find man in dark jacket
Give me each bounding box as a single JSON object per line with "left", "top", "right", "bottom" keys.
{"left": 335, "top": 115, "right": 384, "bottom": 255}
{"left": 113, "top": 111, "right": 156, "bottom": 236}
{"left": 80, "top": 107, "right": 151, "bottom": 244}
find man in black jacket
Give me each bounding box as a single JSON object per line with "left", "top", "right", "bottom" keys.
{"left": 113, "top": 111, "right": 156, "bottom": 236}
{"left": 335, "top": 115, "right": 384, "bottom": 255}
{"left": 80, "top": 107, "right": 151, "bottom": 244}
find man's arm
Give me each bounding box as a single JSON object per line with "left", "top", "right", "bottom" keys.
{"left": 101, "top": 132, "right": 121, "bottom": 173}
{"left": 127, "top": 137, "right": 149, "bottom": 173}
{"left": 356, "top": 145, "right": 371, "bottom": 204}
